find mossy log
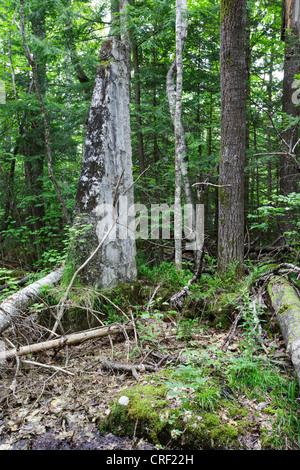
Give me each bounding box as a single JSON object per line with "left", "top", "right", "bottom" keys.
{"left": 268, "top": 276, "right": 300, "bottom": 385}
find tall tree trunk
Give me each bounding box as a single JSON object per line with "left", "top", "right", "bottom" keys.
{"left": 110, "top": 0, "right": 120, "bottom": 37}
{"left": 218, "top": 0, "right": 247, "bottom": 278}
{"left": 131, "top": 25, "right": 145, "bottom": 175}
{"left": 24, "top": 6, "right": 47, "bottom": 253}
{"left": 267, "top": 46, "right": 275, "bottom": 200}
{"left": 244, "top": 4, "right": 251, "bottom": 227}
{"left": 71, "top": 37, "right": 137, "bottom": 289}
{"left": 167, "top": 0, "right": 196, "bottom": 270}
{"left": 279, "top": 0, "right": 300, "bottom": 231}
{"left": 174, "top": 0, "right": 187, "bottom": 269}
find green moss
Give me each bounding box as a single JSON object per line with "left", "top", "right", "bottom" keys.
{"left": 202, "top": 412, "right": 220, "bottom": 427}
{"left": 268, "top": 277, "right": 300, "bottom": 341}
{"left": 262, "top": 406, "right": 277, "bottom": 415}
{"left": 219, "top": 186, "right": 230, "bottom": 210}
{"left": 220, "top": 0, "right": 233, "bottom": 24}
{"left": 102, "top": 382, "right": 258, "bottom": 449}
{"left": 99, "top": 59, "right": 113, "bottom": 68}
{"left": 210, "top": 424, "right": 238, "bottom": 445}
{"left": 102, "top": 385, "right": 169, "bottom": 444}
{"left": 231, "top": 408, "right": 248, "bottom": 418}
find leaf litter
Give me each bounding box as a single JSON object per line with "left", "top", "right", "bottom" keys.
{"left": 0, "top": 317, "right": 296, "bottom": 450}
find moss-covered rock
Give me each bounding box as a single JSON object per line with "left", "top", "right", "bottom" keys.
{"left": 101, "top": 385, "right": 170, "bottom": 445}
{"left": 101, "top": 380, "right": 255, "bottom": 449}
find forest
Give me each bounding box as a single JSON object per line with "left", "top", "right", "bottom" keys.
{"left": 0, "top": 0, "right": 299, "bottom": 453}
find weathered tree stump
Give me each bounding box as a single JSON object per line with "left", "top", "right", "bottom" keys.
{"left": 71, "top": 37, "right": 136, "bottom": 289}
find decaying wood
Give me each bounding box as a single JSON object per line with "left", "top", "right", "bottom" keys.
{"left": 268, "top": 275, "right": 300, "bottom": 385}
{"left": 100, "top": 358, "right": 155, "bottom": 381}
{"left": 0, "top": 322, "right": 133, "bottom": 362}
{"left": 72, "top": 36, "right": 136, "bottom": 290}
{"left": 21, "top": 358, "right": 75, "bottom": 376}
{"left": 0, "top": 266, "right": 64, "bottom": 335}
{"left": 50, "top": 171, "right": 125, "bottom": 338}
{"left": 170, "top": 286, "right": 191, "bottom": 310}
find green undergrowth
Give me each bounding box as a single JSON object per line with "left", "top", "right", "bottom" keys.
{"left": 101, "top": 382, "right": 249, "bottom": 449}
{"left": 98, "top": 261, "right": 300, "bottom": 450}
{"left": 101, "top": 342, "right": 300, "bottom": 449}
{"left": 8, "top": 258, "right": 298, "bottom": 448}
{"left": 0, "top": 268, "right": 36, "bottom": 302}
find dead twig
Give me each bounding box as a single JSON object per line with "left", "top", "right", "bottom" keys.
{"left": 21, "top": 359, "right": 75, "bottom": 376}
{"left": 146, "top": 285, "right": 160, "bottom": 312}
{"left": 100, "top": 358, "right": 155, "bottom": 381}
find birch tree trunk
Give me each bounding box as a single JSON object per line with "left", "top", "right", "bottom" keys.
{"left": 174, "top": 0, "right": 185, "bottom": 270}
{"left": 218, "top": 0, "right": 247, "bottom": 278}
{"left": 279, "top": 0, "right": 300, "bottom": 231}
{"left": 165, "top": 0, "right": 190, "bottom": 270}
{"left": 0, "top": 322, "right": 133, "bottom": 361}
{"left": 0, "top": 267, "right": 64, "bottom": 335}
{"left": 71, "top": 36, "right": 136, "bottom": 289}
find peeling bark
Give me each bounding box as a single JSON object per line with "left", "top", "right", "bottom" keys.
{"left": 0, "top": 267, "right": 64, "bottom": 335}
{"left": 166, "top": 0, "right": 191, "bottom": 270}
{"left": 72, "top": 37, "right": 136, "bottom": 289}
{"left": 268, "top": 275, "right": 300, "bottom": 385}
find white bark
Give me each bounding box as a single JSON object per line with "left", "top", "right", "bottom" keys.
{"left": 0, "top": 322, "right": 133, "bottom": 362}
{"left": 167, "top": 0, "right": 190, "bottom": 270}
{"left": 119, "top": 0, "right": 130, "bottom": 42}
{"left": 0, "top": 267, "right": 64, "bottom": 335}
{"left": 73, "top": 37, "right": 136, "bottom": 289}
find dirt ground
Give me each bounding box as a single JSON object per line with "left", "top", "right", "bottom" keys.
{"left": 0, "top": 327, "right": 159, "bottom": 450}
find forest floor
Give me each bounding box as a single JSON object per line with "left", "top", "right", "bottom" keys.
{"left": 0, "top": 311, "right": 297, "bottom": 451}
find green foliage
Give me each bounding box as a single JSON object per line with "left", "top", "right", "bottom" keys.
{"left": 0, "top": 0, "right": 297, "bottom": 270}
{"left": 248, "top": 193, "right": 300, "bottom": 255}
{"left": 138, "top": 261, "right": 191, "bottom": 291}
{"left": 166, "top": 362, "right": 221, "bottom": 412}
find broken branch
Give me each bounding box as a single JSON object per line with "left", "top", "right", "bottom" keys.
{"left": 0, "top": 322, "right": 133, "bottom": 362}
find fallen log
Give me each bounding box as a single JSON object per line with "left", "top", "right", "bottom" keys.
{"left": 0, "top": 266, "right": 64, "bottom": 335}
{"left": 0, "top": 322, "right": 133, "bottom": 362}
{"left": 100, "top": 358, "right": 155, "bottom": 380}
{"left": 268, "top": 276, "right": 300, "bottom": 385}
